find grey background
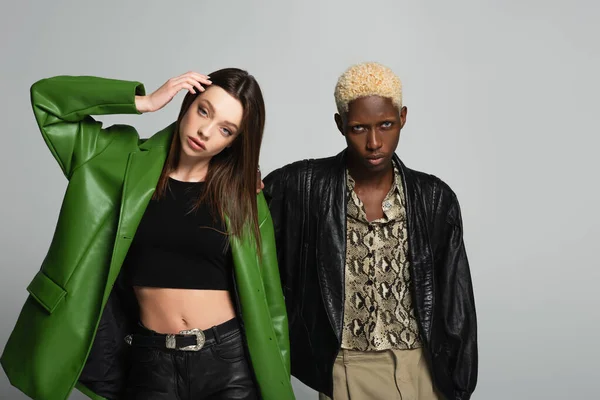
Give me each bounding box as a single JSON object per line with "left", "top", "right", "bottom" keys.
{"left": 1, "top": 0, "right": 599, "bottom": 399}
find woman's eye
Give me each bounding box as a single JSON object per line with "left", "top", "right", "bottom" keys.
{"left": 222, "top": 128, "right": 232, "bottom": 136}
{"left": 198, "top": 108, "right": 208, "bottom": 116}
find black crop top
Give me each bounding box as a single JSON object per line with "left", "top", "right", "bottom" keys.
{"left": 123, "top": 178, "right": 232, "bottom": 290}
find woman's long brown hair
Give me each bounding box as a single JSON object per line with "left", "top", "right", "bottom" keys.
{"left": 154, "top": 68, "right": 265, "bottom": 252}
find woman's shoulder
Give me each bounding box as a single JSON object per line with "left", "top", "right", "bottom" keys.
{"left": 137, "top": 123, "right": 176, "bottom": 150}
{"left": 101, "top": 122, "right": 175, "bottom": 157}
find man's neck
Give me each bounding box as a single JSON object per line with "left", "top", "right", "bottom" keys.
{"left": 347, "top": 159, "right": 394, "bottom": 192}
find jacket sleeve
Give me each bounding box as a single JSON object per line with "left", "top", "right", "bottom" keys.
{"left": 30, "top": 75, "right": 145, "bottom": 178}
{"left": 440, "top": 193, "right": 478, "bottom": 400}
{"left": 257, "top": 193, "right": 291, "bottom": 374}
{"left": 263, "top": 168, "right": 294, "bottom": 302}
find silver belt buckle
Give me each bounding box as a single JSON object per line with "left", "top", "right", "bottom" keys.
{"left": 176, "top": 328, "right": 205, "bottom": 351}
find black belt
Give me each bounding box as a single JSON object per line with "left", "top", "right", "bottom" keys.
{"left": 125, "top": 318, "right": 240, "bottom": 352}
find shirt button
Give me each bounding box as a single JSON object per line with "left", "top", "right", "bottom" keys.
{"left": 369, "top": 306, "right": 375, "bottom": 312}
{"left": 366, "top": 280, "right": 373, "bottom": 285}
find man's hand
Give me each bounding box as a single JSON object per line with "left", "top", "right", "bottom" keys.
{"left": 257, "top": 167, "right": 265, "bottom": 194}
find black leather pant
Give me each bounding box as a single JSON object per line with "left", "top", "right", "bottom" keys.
{"left": 125, "top": 320, "right": 258, "bottom": 399}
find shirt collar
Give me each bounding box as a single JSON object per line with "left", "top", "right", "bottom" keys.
{"left": 347, "top": 161, "right": 404, "bottom": 223}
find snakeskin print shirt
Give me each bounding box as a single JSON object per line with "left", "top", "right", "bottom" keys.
{"left": 341, "top": 162, "right": 422, "bottom": 351}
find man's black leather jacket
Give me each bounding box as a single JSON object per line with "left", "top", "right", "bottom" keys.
{"left": 264, "top": 151, "right": 477, "bottom": 400}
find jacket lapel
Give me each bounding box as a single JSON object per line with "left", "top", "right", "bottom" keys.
{"left": 317, "top": 150, "right": 347, "bottom": 342}
{"left": 102, "top": 124, "right": 175, "bottom": 304}
{"left": 395, "top": 155, "right": 434, "bottom": 340}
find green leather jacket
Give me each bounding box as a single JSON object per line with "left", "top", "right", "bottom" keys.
{"left": 1, "top": 76, "right": 294, "bottom": 400}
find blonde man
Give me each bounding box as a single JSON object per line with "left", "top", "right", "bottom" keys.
{"left": 264, "top": 62, "right": 477, "bottom": 400}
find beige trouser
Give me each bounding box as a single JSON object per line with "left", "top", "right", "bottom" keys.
{"left": 318, "top": 348, "right": 441, "bottom": 400}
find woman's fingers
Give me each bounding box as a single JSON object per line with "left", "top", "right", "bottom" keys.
{"left": 186, "top": 77, "right": 205, "bottom": 93}
{"left": 172, "top": 75, "right": 209, "bottom": 93}
{"left": 146, "top": 71, "right": 212, "bottom": 112}
{"left": 174, "top": 72, "right": 211, "bottom": 87}
{"left": 187, "top": 71, "right": 212, "bottom": 85}
{"left": 180, "top": 83, "right": 195, "bottom": 94}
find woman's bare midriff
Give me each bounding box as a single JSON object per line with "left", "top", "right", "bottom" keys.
{"left": 134, "top": 287, "right": 237, "bottom": 334}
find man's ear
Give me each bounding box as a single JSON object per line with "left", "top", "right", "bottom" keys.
{"left": 335, "top": 113, "right": 344, "bottom": 135}
{"left": 399, "top": 106, "right": 408, "bottom": 129}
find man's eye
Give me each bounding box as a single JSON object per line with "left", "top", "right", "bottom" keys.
{"left": 382, "top": 121, "right": 393, "bottom": 128}
{"left": 351, "top": 125, "right": 364, "bottom": 132}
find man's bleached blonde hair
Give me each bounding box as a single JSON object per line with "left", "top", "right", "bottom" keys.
{"left": 334, "top": 62, "right": 402, "bottom": 114}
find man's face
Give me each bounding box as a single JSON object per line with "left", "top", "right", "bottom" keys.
{"left": 335, "top": 96, "right": 407, "bottom": 173}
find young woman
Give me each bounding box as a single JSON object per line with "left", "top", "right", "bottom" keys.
{"left": 1, "top": 70, "right": 295, "bottom": 400}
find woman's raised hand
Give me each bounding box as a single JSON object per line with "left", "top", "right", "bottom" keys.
{"left": 135, "top": 71, "right": 212, "bottom": 113}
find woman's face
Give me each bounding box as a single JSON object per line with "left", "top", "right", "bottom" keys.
{"left": 178, "top": 85, "right": 244, "bottom": 161}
